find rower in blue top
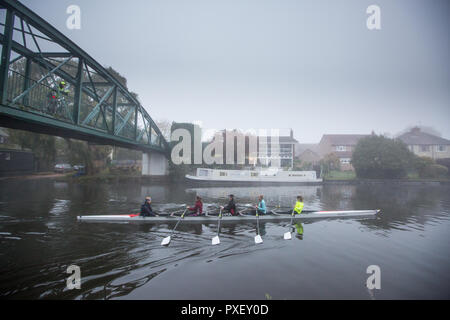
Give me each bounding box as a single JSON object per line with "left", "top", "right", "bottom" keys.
{"left": 255, "top": 195, "right": 267, "bottom": 215}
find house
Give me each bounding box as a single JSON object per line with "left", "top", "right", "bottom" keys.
{"left": 397, "top": 127, "right": 450, "bottom": 160}
{"left": 0, "top": 148, "right": 34, "bottom": 176}
{"left": 295, "top": 143, "right": 321, "bottom": 165}
{"left": 257, "top": 129, "right": 298, "bottom": 168}
{"left": 318, "top": 134, "right": 370, "bottom": 170}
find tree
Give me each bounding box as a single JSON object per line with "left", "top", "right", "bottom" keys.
{"left": 155, "top": 119, "right": 172, "bottom": 141}
{"left": 65, "top": 139, "right": 112, "bottom": 175}
{"left": 352, "top": 135, "right": 414, "bottom": 179}
{"left": 7, "top": 128, "right": 56, "bottom": 172}
{"left": 320, "top": 153, "right": 341, "bottom": 176}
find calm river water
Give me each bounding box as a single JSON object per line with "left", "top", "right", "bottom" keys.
{"left": 0, "top": 179, "right": 449, "bottom": 299}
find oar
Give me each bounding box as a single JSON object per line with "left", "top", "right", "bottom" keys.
{"left": 255, "top": 210, "right": 263, "bottom": 244}
{"left": 211, "top": 208, "right": 223, "bottom": 245}
{"left": 161, "top": 208, "right": 188, "bottom": 246}
{"left": 169, "top": 208, "right": 185, "bottom": 216}
{"left": 283, "top": 208, "right": 296, "bottom": 240}
{"left": 239, "top": 207, "right": 251, "bottom": 214}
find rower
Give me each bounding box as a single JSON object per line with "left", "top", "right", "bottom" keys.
{"left": 187, "top": 196, "right": 203, "bottom": 216}
{"left": 294, "top": 196, "right": 304, "bottom": 215}
{"left": 140, "top": 196, "right": 159, "bottom": 217}
{"left": 220, "top": 194, "right": 237, "bottom": 216}
{"left": 254, "top": 195, "right": 267, "bottom": 215}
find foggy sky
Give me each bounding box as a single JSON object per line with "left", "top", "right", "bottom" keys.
{"left": 18, "top": 0, "right": 450, "bottom": 143}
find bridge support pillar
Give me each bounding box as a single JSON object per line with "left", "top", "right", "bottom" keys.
{"left": 142, "top": 152, "right": 168, "bottom": 176}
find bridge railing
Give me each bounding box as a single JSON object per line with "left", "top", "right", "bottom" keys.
{"left": 7, "top": 68, "right": 76, "bottom": 123}
{"left": 0, "top": 0, "right": 169, "bottom": 154}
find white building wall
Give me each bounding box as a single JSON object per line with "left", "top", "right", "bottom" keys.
{"left": 408, "top": 145, "right": 450, "bottom": 160}
{"left": 142, "top": 152, "right": 169, "bottom": 176}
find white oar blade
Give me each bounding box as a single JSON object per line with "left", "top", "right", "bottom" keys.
{"left": 212, "top": 236, "right": 220, "bottom": 246}
{"left": 161, "top": 236, "right": 171, "bottom": 246}
{"left": 283, "top": 232, "right": 292, "bottom": 240}
{"left": 255, "top": 234, "right": 263, "bottom": 244}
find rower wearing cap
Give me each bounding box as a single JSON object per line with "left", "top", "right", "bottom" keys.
{"left": 294, "top": 196, "right": 304, "bottom": 214}
{"left": 221, "top": 194, "right": 237, "bottom": 216}
{"left": 140, "top": 196, "right": 159, "bottom": 217}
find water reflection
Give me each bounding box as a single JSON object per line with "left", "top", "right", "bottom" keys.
{"left": 293, "top": 223, "right": 304, "bottom": 239}
{"left": 0, "top": 179, "right": 449, "bottom": 299}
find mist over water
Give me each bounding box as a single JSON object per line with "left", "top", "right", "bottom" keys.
{"left": 0, "top": 179, "right": 449, "bottom": 299}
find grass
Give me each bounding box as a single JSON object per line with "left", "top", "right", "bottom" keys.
{"left": 324, "top": 170, "right": 449, "bottom": 182}
{"left": 323, "top": 170, "right": 356, "bottom": 180}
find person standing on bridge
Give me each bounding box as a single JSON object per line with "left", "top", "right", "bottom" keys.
{"left": 47, "top": 81, "right": 70, "bottom": 114}
{"left": 57, "top": 81, "right": 70, "bottom": 97}
{"left": 140, "top": 196, "right": 159, "bottom": 217}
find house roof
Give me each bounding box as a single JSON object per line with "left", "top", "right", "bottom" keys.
{"left": 298, "top": 149, "right": 321, "bottom": 158}
{"left": 320, "top": 134, "right": 370, "bottom": 146}
{"left": 397, "top": 127, "right": 450, "bottom": 145}
{"left": 258, "top": 136, "right": 298, "bottom": 144}
{"left": 295, "top": 143, "right": 320, "bottom": 156}
{"left": 279, "top": 136, "right": 298, "bottom": 143}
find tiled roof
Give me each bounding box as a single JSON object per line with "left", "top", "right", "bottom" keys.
{"left": 295, "top": 143, "right": 319, "bottom": 156}
{"left": 258, "top": 136, "right": 298, "bottom": 143}
{"left": 320, "top": 134, "right": 370, "bottom": 145}
{"left": 279, "top": 136, "right": 298, "bottom": 143}
{"left": 397, "top": 128, "right": 450, "bottom": 145}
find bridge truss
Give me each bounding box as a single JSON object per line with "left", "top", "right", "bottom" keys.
{"left": 0, "top": 0, "right": 169, "bottom": 154}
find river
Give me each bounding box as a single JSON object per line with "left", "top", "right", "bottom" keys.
{"left": 0, "top": 179, "right": 449, "bottom": 299}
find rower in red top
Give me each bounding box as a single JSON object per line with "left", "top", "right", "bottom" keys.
{"left": 187, "top": 196, "right": 203, "bottom": 216}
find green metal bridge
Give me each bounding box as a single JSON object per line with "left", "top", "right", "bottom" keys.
{"left": 0, "top": 0, "right": 169, "bottom": 155}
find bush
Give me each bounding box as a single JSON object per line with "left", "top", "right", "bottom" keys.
{"left": 419, "top": 164, "right": 448, "bottom": 178}
{"left": 436, "top": 158, "right": 450, "bottom": 175}
{"left": 295, "top": 161, "right": 313, "bottom": 171}
{"left": 414, "top": 157, "right": 449, "bottom": 178}
{"left": 319, "top": 153, "right": 340, "bottom": 176}
{"left": 352, "top": 135, "right": 414, "bottom": 179}
{"left": 414, "top": 156, "right": 433, "bottom": 176}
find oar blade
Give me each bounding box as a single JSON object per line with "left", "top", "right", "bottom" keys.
{"left": 283, "top": 231, "right": 292, "bottom": 240}
{"left": 161, "top": 236, "right": 171, "bottom": 246}
{"left": 212, "top": 236, "right": 220, "bottom": 246}
{"left": 254, "top": 234, "right": 263, "bottom": 244}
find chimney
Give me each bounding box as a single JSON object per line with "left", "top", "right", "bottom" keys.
{"left": 290, "top": 129, "right": 293, "bottom": 138}
{"left": 411, "top": 127, "right": 421, "bottom": 133}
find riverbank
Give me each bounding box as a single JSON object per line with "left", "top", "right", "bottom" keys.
{"left": 322, "top": 170, "right": 450, "bottom": 185}
{"left": 56, "top": 172, "right": 171, "bottom": 183}
{"left": 323, "top": 179, "right": 450, "bottom": 186}
{"left": 0, "top": 171, "right": 169, "bottom": 183}
{"left": 2, "top": 171, "right": 449, "bottom": 186}
{"left": 0, "top": 172, "right": 66, "bottom": 181}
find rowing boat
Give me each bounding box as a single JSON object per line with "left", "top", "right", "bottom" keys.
{"left": 77, "top": 209, "right": 380, "bottom": 222}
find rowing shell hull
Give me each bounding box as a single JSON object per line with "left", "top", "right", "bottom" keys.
{"left": 77, "top": 210, "right": 380, "bottom": 222}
